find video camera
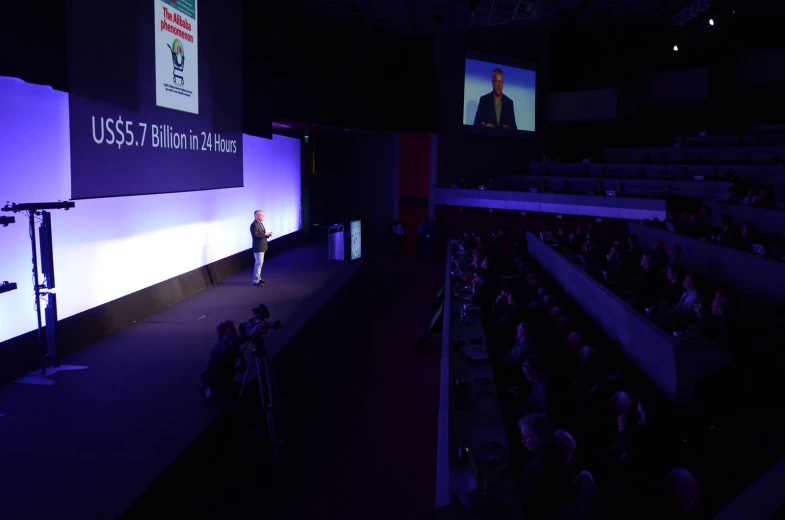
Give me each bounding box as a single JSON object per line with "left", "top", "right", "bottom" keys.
{"left": 238, "top": 304, "right": 282, "bottom": 345}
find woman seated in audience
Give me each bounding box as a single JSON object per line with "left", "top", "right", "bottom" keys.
{"left": 592, "top": 180, "right": 606, "bottom": 196}
{"left": 614, "top": 182, "right": 627, "bottom": 198}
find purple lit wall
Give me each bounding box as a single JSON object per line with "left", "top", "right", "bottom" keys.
{"left": 0, "top": 77, "right": 301, "bottom": 344}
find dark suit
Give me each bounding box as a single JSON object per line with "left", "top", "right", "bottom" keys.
{"left": 251, "top": 220, "right": 268, "bottom": 253}
{"left": 473, "top": 92, "right": 517, "bottom": 130}
{"left": 250, "top": 220, "right": 268, "bottom": 283}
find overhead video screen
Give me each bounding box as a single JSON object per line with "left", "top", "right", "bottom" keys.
{"left": 463, "top": 56, "right": 536, "bottom": 134}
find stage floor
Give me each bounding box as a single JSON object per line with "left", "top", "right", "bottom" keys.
{"left": 0, "top": 243, "right": 365, "bottom": 520}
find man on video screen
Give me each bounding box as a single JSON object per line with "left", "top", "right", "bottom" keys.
{"left": 473, "top": 68, "right": 517, "bottom": 130}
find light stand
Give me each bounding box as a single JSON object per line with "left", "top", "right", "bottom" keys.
{"left": 238, "top": 339, "right": 283, "bottom": 462}
{"left": 1, "top": 202, "right": 88, "bottom": 386}
{"left": 0, "top": 217, "right": 15, "bottom": 419}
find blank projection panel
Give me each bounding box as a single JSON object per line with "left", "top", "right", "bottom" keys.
{"left": 650, "top": 67, "right": 709, "bottom": 102}
{"left": 548, "top": 88, "right": 618, "bottom": 122}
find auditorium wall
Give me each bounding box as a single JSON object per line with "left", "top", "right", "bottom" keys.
{"left": 0, "top": 77, "right": 301, "bottom": 344}
{"left": 308, "top": 132, "right": 399, "bottom": 249}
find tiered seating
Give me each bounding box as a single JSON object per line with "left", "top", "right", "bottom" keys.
{"left": 446, "top": 226, "right": 707, "bottom": 518}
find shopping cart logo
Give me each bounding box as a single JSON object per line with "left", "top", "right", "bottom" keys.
{"left": 166, "top": 38, "right": 186, "bottom": 85}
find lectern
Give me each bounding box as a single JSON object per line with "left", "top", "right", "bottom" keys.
{"left": 328, "top": 220, "right": 361, "bottom": 261}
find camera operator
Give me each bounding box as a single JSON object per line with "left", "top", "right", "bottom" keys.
{"left": 199, "top": 319, "right": 265, "bottom": 399}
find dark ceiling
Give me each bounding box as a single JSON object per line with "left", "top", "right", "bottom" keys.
{"left": 288, "top": 0, "right": 701, "bottom": 35}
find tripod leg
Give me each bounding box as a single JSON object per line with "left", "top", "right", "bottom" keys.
{"left": 260, "top": 358, "right": 280, "bottom": 462}
{"left": 238, "top": 354, "right": 254, "bottom": 400}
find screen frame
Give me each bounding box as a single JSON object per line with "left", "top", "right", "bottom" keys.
{"left": 462, "top": 50, "right": 538, "bottom": 139}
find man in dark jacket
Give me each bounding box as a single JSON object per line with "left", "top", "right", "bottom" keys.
{"left": 251, "top": 210, "right": 272, "bottom": 286}
{"left": 473, "top": 68, "right": 517, "bottom": 130}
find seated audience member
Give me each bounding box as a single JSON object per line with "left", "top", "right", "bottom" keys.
{"left": 741, "top": 188, "right": 758, "bottom": 206}
{"left": 624, "top": 234, "right": 643, "bottom": 272}
{"left": 753, "top": 187, "right": 776, "bottom": 209}
{"left": 650, "top": 240, "right": 668, "bottom": 271}
{"left": 691, "top": 290, "right": 736, "bottom": 349}
{"left": 521, "top": 357, "right": 553, "bottom": 417}
{"left": 655, "top": 264, "right": 684, "bottom": 308}
{"left": 726, "top": 186, "right": 741, "bottom": 204}
{"left": 581, "top": 239, "right": 602, "bottom": 266}
{"left": 615, "top": 182, "right": 627, "bottom": 198}
{"left": 636, "top": 166, "right": 647, "bottom": 179}
{"left": 497, "top": 292, "right": 523, "bottom": 335}
{"left": 654, "top": 273, "right": 702, "bottom": 328}
{"left": 613, "top": 393, "right": 656, "bottom": 461}
{"left": 600, "top": 167, "right": 609, "bottom": 178}
{"left": 684, "top": 212, "right": 709, "bottom": 239}
{"left": 486, "top": 176, "right": 497, "bottom": 190}
{"left": 661, "top": 244, "right": 681, "bottom": 272}
{"left": 592, "top": 180, "right": 606, "bottom": 196}
{"left": 462, "top": 269, "right": 495, "bottom": 306}
{"left": 559, "top": 180, "right": 573, "bottom": 194}
{"left": 737, "top": 222, "right": 757, "bottom": 252}
{"left": 516, "top": 414, "right": 569, "bottom": 519}
{"left": 628, "top": 254, "right": 658, "bottom": 300}
{"left": 456, "top": 176, "right": 467, "bottom": 189}
{"left": 492, "top": 286, "right": 512, "bottom": 320}
{"left": 697, "top": 204, "right": 712, "bottom": 227}
{"left": 603, "top": 245, "right": 625, "bottom": 282}
{"left": 507, "top": 322, "right": 536, "bottom": 366}
{"left": 715, "top": 213, "right": 736, "bottom": 247}
{"left": 539, "top": 225, "right": 554, "bottom": 244}
{"left": 539, "top": 179, "right": 551, "bottom": 193}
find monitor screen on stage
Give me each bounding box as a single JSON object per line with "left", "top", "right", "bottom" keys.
{"left": 65, "top": 0, "right": 244, "bottom": 199}
{"left": 350, "top": 220, "right": 361, "bottom": 260}
{"left": 463, "top": 55, "right": 536, "bottom": 134}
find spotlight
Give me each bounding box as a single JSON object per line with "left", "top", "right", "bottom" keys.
{"left": 709, "top": 18, "right": 714, "bottom": 25}
{"left": 673, "top": 45, "right": 679, "bottom": 51}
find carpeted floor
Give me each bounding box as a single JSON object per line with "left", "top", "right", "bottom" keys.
{"left": 122, "top": 253, "right": 445, "bottom": 519}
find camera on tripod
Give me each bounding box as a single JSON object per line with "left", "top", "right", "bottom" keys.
{"left": 238, "top": 304, "right": 282, "bottom": 349}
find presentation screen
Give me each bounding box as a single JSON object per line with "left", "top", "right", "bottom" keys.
{"left": 463, "top": 55, "right": 536, "bottom": 134}
{"left": 65, "top": 0, "right": 244, "bottom": 199}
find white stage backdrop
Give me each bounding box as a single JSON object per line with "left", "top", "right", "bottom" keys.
{"left": 0, "top": 77, "right": 301, "bottom": 344}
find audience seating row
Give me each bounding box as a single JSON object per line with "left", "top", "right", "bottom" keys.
{"left": 603, "top": 146, "right": 785, "bottom": 165}
{"left": 434, "top": 187, "right": 666, "bottom": 220}
{"left": 526, "top": 231, "right": 730, "bottom": 404}
{"left": 629, "top": 222, "right": 785, "bottom": 307}
{"left": 702, "top": 201, "right": 785, "bottom": 238}
{"left": 446, "top": 227, "right": 706, "bottom": 517}
{"left": 501, "top": 175, "right": 731, "bottom": 201}
{"left": 678, "top": 135, "right": 785, "bottom": 146}
{"left": 529, "top": 161, "right": 785, "bottom": 181}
